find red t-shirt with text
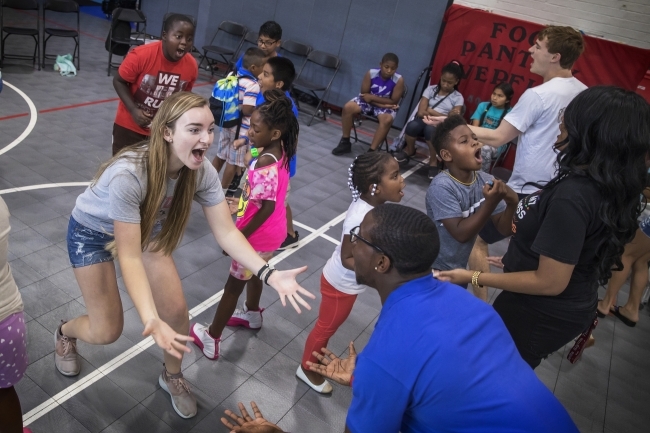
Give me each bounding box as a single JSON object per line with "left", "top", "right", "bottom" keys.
{"left": 114, "top": 41, "right": 198, "bottom": 135}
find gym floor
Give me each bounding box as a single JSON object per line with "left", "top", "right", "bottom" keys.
{"left": 1, "top": 8, "right": 649, "bottom": 433}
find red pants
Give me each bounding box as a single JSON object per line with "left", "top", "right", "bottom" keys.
{"left": 301, "top": 273, "right": 357, "bottom": 369}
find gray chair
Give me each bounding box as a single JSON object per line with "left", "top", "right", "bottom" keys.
{"left": 229, "top": 30, "right": 259, "bottom": 72}
{"left": 107, "top": 7, "right": 147, "bottom": 76}
{"left": 199, "top": 21, "right": 246, "bottom": 77}
{"left": 0, "top": 0, "right": 41, "bottom": 70}
{"left": 353, "top": 83, "right": 408, "bottom": 152}
{"left": 279, "top": 39, "right": 312, "bottom": 65}
{"left": 42, "top": 0, "right": 80, "bottom": 70}
{"left": 292, "top": 50, "right": 341, "bottom": 126}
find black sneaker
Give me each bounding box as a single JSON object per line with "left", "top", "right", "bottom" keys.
{"left": 225, "top": 172, "right": 244, "bottom": 198}
{"left": 332, "top": 138, "right": 352, "bottom": 156}
{"left": 278, "top": 231, "right": 300, "bottom": 250}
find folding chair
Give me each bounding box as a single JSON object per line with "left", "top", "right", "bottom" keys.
{"left": 292, "top": 50, "right": 341, "bottom": 126}
{"left": 199, "top": 21, "right": 246, "bottom": 77}
{"left": 0, "top": 0, "right": 40, "bottom": 70}
{"left": 279, "top": 39, "right": 312, "bottom": 68}
{"left": 106, "top": 7, "right": 147, "bottom": 76}
{"left": 42, "top": 0, "right": 80, "bottom": 70}
{"left": 352, "top": 84, "right": 408, "bottom": 152}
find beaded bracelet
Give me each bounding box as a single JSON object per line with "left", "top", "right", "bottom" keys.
{"left": 471, "top": 271, "right": 483, "bottom": 289}
{"left": 251, "top": 147, "right": 259, "bottom": 158}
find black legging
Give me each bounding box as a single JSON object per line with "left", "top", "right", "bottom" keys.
{"left": 404, "top": 117, "right": 436, "bottom": 140}
{"left": 493, "top": 291, "right": 596, "bottom": 369}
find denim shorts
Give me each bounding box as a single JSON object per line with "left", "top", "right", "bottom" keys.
{"left": 67, "top": 216, "right": 115, "bottom": 268}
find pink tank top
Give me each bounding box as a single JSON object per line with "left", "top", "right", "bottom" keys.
{"left": 236, "top": 152, "right": 289, "bottom": 251}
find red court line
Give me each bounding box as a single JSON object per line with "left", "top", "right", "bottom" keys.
{"left": 325, "top": 117, "right": 375, "bottom": 139}
{"left": 0, "top": 112, "right": 29, "bottom": 122}
{"left": 40, "top": 97, "right": 120, "bottom": 114}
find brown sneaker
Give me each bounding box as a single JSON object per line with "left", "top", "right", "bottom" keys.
{"left": 54, "top": 321, "right": 80, "bottom": 376}
{"left": 159, "top": 368, "right": 197, "bottom": 419}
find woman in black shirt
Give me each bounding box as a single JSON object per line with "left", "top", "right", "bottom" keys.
{"left": 437, "top": 86, "right": 650, "bottom": 368}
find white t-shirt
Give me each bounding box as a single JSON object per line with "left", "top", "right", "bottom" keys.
{"left": 504, "top": 77, "right": 587, "bottom": 194}
{"left": 322, "top": 199, "right": 374, "bottom": 295}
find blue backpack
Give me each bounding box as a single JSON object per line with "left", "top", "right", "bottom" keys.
{"left": 209, "top": 69, "right": 257, "bottom": 129}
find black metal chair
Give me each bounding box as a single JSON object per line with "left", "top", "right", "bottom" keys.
{"left": 228, "top": 30, "right": 259, "bottom": 72}
{"left": 0, "top": 0, "right": 40, "bottom": 70}
{"left": 352, "top": 83, "right": 408, "bottom": 152}
{"left": 106, "top": 7, "right": 147, "bottom": 76}
{"left": 279, "top": 39, "right": 312, "bottom": 67}
{"left": 42, "top": 0, "right": 80, "bottom": 70}
{"left": 199, "top": 21, "right": 246, "bottom": 77}
{"left": 292, "top": 50, "right": 341, "bottom": 126}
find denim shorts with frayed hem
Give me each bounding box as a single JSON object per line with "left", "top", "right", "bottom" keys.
{"left": 67, "top": 216, "right": 114, "bottom": 268}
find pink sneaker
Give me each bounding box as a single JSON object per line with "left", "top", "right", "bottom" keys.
{"left": 226, "top": 304, "right": 264, "bottom": 329}
{"left": 190, "top": 323, "right": 220, "bottom": 360}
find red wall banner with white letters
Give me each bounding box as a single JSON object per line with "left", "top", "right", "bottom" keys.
{"left": 431, "top": 5, "right": 650, "bottom": 117}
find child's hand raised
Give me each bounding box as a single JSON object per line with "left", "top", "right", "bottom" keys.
{"left": 483, "top": 179, "right": 508, "bottom": 203}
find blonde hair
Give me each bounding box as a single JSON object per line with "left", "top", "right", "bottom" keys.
{"left": 94, "top": 92, "right": 208, "bottom": 256}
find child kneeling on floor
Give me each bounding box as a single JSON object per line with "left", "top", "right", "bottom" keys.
{"left": 425, "top": 115, "right": 519, "bottom": 299}
{"left": 191, "top": 89, "right": 299, "bottom": 359}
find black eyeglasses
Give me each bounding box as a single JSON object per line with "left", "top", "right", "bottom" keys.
{"left": 257, "top": 38, "right": 278, "bottom": 47}
{"left": 349, "top": 226, "right": 391, "bottom": 260}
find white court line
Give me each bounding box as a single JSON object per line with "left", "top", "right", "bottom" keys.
{"left": 0, "top": 81, "right": 38, "bottom": 156}
{"left": 22, "top": 158, "right": 428, "bottom": 425}
{"left": 294, "top": 220, "right": 340, "bottom": 245}
{"left": 0, "top": 182, "right": 91, "bottom": 195}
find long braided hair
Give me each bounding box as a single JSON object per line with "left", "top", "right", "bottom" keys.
{"left": 256, "top": 89, "right": 298, "bottom": 170}
{"left": 347, "top": 152, "right": 394, "bottom": 201}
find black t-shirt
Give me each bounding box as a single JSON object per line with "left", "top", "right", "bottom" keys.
{"left": 502, "top": 174, "right": 606, "bottom": 311}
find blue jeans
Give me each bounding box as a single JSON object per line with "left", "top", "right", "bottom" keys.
{"left": 66, "top": 216, "right": 114, "bottom": 268}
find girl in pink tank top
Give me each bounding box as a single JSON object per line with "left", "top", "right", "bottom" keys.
{"left": 191, "top": 89, "right": 300, "bottom": 359}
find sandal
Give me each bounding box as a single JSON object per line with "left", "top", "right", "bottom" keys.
{"left": 610, "top": 305, "right": 637, "bottom": 327}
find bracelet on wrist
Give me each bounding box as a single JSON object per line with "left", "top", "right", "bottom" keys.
{"left": 250, "top": 147, "right": 259, "bottom": 158}
{"left": 263, "top": 268, "right": 276, "bottom": 285}
{"left": 471, "top": 271, "right": 484, "bottom": 289}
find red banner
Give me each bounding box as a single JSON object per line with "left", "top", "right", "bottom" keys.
{"left": 431, "top": 5, "right": 650, "bottom": 118}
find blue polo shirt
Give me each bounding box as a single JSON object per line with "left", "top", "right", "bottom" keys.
{"left": 347, "top": 275, "right": 578, "bottom": 433}
{"left": 257, "top": 90, "right": 299, "bottom": 177}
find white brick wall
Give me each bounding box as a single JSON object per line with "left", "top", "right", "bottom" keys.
{"left": 455, "top": 0, "right": 650, "bottom": 49}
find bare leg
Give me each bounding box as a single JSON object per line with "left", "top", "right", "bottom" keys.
{"left": 0, "top": 386, "right": 23, "bottom": 433}
{"left": 619, "top": 250, "right": 650, "bottom": 323}
{"left": 142, "top": 249, "right": 189, "bottom": 375}
{"left": 341, "top": 101, "right": 362, "bottom": 139}
{"left": 403, "top": 134, "right": 416, "bottom": 156}
{"left": 244, "top": 276, "right": 264, "bottom": 311}
{"left": 599, "top": 228, "right": 650, "bottom": 315}
{"left": 370, "top": 113, "right": 394, "bottom": 150}
{"left": 209, "top": 276, "right": 247, "bottom": 338}
{"left": 468, "top": 236, "right": 490, "bottom": 302}
{"left": 221, "top": 162, "right": 238, "bottom": 189}
{"left": 62, "top": 261, "right": 123, "bottom": 344}
{"left": 286, "top": 204, "right": 295, "bottom": 237}
{"left": 426, "top": 139, "right": 439, "bottom": 168}
{"left": 212, "top": 156, "right": 224, "bottom": 174}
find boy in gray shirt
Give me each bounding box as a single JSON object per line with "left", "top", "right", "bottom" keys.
{"left": 426, "top": 116, "right": 519, "bottom": 299}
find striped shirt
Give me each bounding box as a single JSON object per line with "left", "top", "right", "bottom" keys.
{"left": 237, "top": 70, "right": 260, "bottom": 136}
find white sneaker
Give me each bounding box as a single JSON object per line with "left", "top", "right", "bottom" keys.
{"left": 226, "top": 304, "right": 264, "bottom": 329}
{"left": 190, "top": 323, "right": 220, "bottom": 360}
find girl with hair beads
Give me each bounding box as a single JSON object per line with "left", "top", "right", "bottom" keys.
{"left": 470, "top": 82, "right": 514, "bottom": 172}
{"left": 192, "top": 89, "right": 300, "bottom": 358}
{"left": 296, "top": 152, "right": 405, "bottom": 393}
{"left": 394, "top": 60, "right": 465, "bottom": 179}
{"left": 56, "top": 92, "right": 312, "bottom": 419}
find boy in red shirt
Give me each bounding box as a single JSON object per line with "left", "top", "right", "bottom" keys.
{"left": 111, "top": 14, "right": 198, "bottom": 155}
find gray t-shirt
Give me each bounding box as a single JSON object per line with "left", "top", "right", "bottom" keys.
{"left": 72, "top": 155, "right": 224, "bottom": 234}
{"left": 426, "top": 171, "right": 506, "bottom": 271}
{"left": 421, "top": 85, "right": 464, "bottom": 115}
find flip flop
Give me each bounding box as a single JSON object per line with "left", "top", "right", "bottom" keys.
{"left": 610, "top": 305, "right": 637, "bottom": 327}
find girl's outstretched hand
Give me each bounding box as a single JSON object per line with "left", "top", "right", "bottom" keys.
{"left": 143, "top": 318, "right": 192, "bottom": 359}
{"left": 266, "top": 266, "right": 315, "bottom": 314}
